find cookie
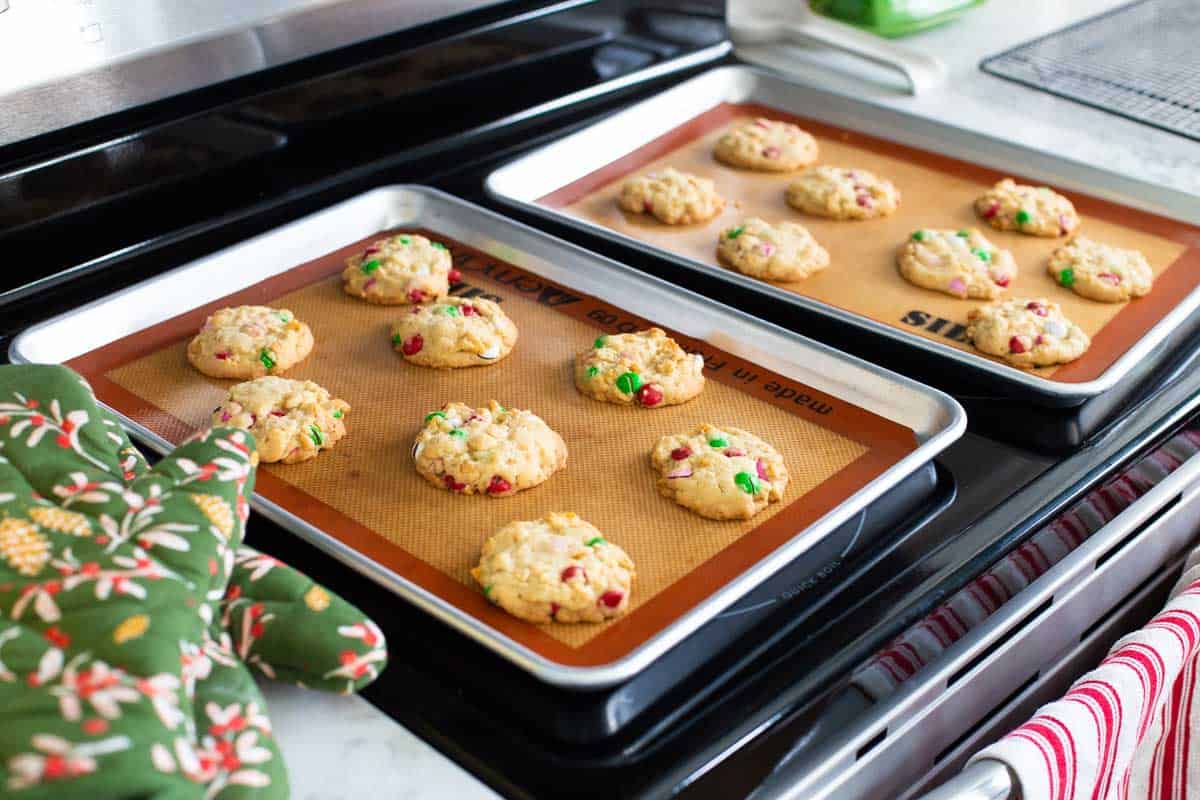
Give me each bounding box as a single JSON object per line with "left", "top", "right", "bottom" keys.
{"left": 412, "top": 401, "right": 567, "bottom": 497}
{"left": 785, "top": 166, "right": 901, "bottom": 220}
{"left": 712, "top": 117, "right": 818, "bottom": 172}
{"left": 575, "top": 328, "right": 705, "bottom": 408}
{"left": 975, "top": 178, "right": 1080, "bottom": 237}
{"left": 617, "top": 168, "right": 725, "bottom": 225}
{"left": 342, "top": 233, "right": 453, "bottom": 305}
{"left": 716, "top": 218, "right": 829, "bottom": 282}
{"left": 650, "top": 424, "right": 788, "bottom": 521}
{"left": 213, "top": 377, "right": 349, "bottom": 464}
{"left": 390, "top": 297, "right": 518, "bottom": 368}
{"left": 897, "top": 228, "right": 1017, "bottom": 300}
{"left": 967, "top": 298, "right": 1091, "bottom": 368}
{"left": 1047, "top": 236, "right": 1153, "bottom": 303}
{"left": 471, "top": 512, "right": 635, "bottom": 624}
{"left": 187, "top": 306, "right": 313, "bottom": 380}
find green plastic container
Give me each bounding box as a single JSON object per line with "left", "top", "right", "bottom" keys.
{"left": 810, "top": 0, "right": 985, "bottom": 38}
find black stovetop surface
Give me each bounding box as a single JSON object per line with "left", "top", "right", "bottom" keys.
{"left": 2, "top": 3, "right": 1198, "bottom": 798}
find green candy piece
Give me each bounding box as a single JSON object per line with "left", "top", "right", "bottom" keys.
{"left": 1015, "top": 209, "right": 1032, "bottom": 225}
{"left": 391, "top": 333, "right": 403, "bottom": 345}
{"left": 727, "top": 226, "right": 745, "bottom": 239}
{"left": 425, "top": 411, "right": 446, "bottom": 424}
{"left": 333, "top": 410, "right": 343, "bottom": 419}
{"left": 1059, "top": 267, "right": 1075, "bottom": 288}
{"left": 432, "top": 242, "right": 448, "bottom": 251}
{"left": 450, "top": 429, "right": 467, "bottom": 439}
{"left": 277, "top": 311, "right": 291, "bottom": 322}
{"left": 615, "top": 371, "right": 642, "bottom": 394}
{"left": 734, "top": 471, "right": 761, "bottom": 495}
{"left": 585, "top": 537, "right": 606, "bottom": 547}
{"left": 587, "top": 366, "right": 599, "bottom": 378}
{"left": 445, "top": 305, "right": 460, "bottom": 317}
{"left": 911, "top": 230, "right": 926, "bottom": 241}
{"left": 594, "top": 336, "right": 606, "bottom": 349}
{"left": 708, "top": 437, "right": 728, "bottom": 448}
{"left": 972, "top": 248, "right": 992, "bottom": 263}
{"left": 361, "top": 259, "right": 380, "bottom": 274}
{"left": 955, "top": 230, "right": 970, "bottom": 238}
{"left": 483, "top": 585, "right": 493, "bottom": 597}
{"left": 259, "top": 349, "right": 276, "bottom": 370}
{"left": 399, "top": 236, "right": 411, "bottom": 244}
{"left": 309, "top": 425, "right": 325, "bottom": 447}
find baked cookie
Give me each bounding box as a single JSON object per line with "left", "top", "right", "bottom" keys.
{"left": 712, "top": 117, "right": 818, "bottom": 172}
{"left": 412, "top": 401, "right": 567, "bottom": 497}
{"left": 650, "top": 424, "right": 788, "bottom": 521}
{"left": 1047, "top": 236, "right": 1153, "bottom": 303}
{"left": 785, "top": 166, "right": 901, "bottom": 220}
{"left": 897, "top": 228, "right": 1017, "bottom": 300}
{"left": 213, "top": 376, "right": 349, "bottom": 464}
{"left": 617, "top": 168, "right": 725, "bottom": 225}
{"left": 342, "top": 233, "right": 453, "bottom": 305}
{"left": 975, "top": 178, "right": 1080, "bottom": 237}
{"left": 967, "top": 298, "right": 1091, "bottom": 368}
{"left": 716, "top": 218, "right": 830, "bottom": 282}
{"left": 187, "top": 306, "right": 313, "bottom": 380}
{"left": 471, "top": 512, "right": 635, "bottom": 624}
{"left": 390, "top": 297, "right": 517, "bottom": 368}
{"left": 575, "top": 328, "right": 705, "bottom": 408}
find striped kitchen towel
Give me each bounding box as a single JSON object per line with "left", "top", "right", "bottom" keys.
{"left": 851, "top": 428, "right": 1200, "bottom": 702}
{"left": 968, "top": 549, "right": 1200, "bottom": 799}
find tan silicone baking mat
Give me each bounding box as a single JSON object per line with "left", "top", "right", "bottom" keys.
{"left": 66, "top": 229, "right": 918, "bottom": 667}
{"left": 541, "top": 102, "right": 1200, "bottom": 383}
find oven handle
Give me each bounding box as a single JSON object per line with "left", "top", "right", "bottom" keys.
{"left": 917, "top": 760, "right": 1015, "bottom": 800}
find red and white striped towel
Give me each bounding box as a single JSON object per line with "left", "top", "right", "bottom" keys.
{"left": 968, "top": 550, "right": 1200, "bottom": 799}
{"left": 852, "top": 429, "right": 1200, "bottom": 702}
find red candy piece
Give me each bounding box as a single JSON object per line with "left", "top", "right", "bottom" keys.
{"left": 442, "top": 475, "right": 466, "bottom": 492}
{"left": 993, "top": 274, "right": 1010, "bottom": 287}
{"left": 856, "top": 194, "right": 872, "bottom": 208}
{"left": 448, "top": 269, "right": 463, "bottom": 284}
{"left": 363, "top": 278, "right": 377, "bottom": 292}
{"left": 461, "top": 305, "right": 477, "bottom": 316}
{"left": 550, "top": 603, "right": 560, "bottom": 617}
{"left": 756, "top": 459, "right": 769, "bottom": 480}
{"left": 724, "top": 448, "right": 746, "bottom": 458}
{"left": 643, "top": 201, "right": 653, "bottom": 213}
{"left": 636, "top": 383, "right": 664, "bottom": 407}
{"left": 599, "top": 591, "right": 623, "bottom": 608}
{"left": 364, "top": 247, "right": 380, "bottom": 256}
{"left": 407, "top": 289, "right": 426, "bottom": 304}
{"left": 670, "top": 447, "right": 692, "bottom": 461}
{"left": 983, "top": 202, "right": 1000, "bottom": 219}
{"left": 1099, "top": 272, "right": 1121, "bottom": 285}
{"left": 1009, "top": 336, "right": 1027, "bottom": 354}
{"left": 487, "top": 476, "right": 511, "bottom": 495}
{"left": 1026, "top": 301, "right": 1048, "bottom": 316}
{"left": 402, "top": 334, "right": 424, "bottom": 356}
{"left": 763, "top": 146, "right": 781, "bottom": 159}
{"left": 215, "top": 352, "right": 229, "bottom": 360}
{"left": 561, "top": 565, "right": 586, "bottom": 582}
{"left": 1035, "top": 334, "right": 1046, "bottom": 346}
{"left": 270, "top": 410, "right": 286, "bottom": 417}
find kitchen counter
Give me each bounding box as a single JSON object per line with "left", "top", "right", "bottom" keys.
{"left": 260, "top": 1, "right": 1200, "bottom": 797}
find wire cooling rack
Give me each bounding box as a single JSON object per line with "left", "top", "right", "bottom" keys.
{"left": 981, "top": 0, "right": 1200, "bottom": 141}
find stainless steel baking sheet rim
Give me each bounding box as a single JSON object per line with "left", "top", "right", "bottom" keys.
{"left": 484, "top": 64, "right": 1200, "bottom": 407}
{"left": 8, "top": 185, "right": 966, "bottom": 688}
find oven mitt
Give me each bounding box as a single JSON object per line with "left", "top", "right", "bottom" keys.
{"left": 0, "top": 364, "right": 388, "bottom": 798}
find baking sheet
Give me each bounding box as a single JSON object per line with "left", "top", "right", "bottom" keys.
{"left": 486, "top": 66, "right": 1200, "bottom": 405}
{"left": 10, "top": 186, "right": 964, "bottom": 687}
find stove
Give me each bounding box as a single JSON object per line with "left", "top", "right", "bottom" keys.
{"left": 2, "top": 3, "right": 1198, "bottom": 798}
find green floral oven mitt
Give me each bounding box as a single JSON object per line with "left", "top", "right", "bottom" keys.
{"left": 0, "top": 365, "right": 387, "bottom": 798}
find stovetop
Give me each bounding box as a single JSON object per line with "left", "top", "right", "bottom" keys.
{"left": 2, "top": 2, "right": 1198, "bottom": 798}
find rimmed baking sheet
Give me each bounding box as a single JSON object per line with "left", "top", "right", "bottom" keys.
{"left": 10, "top": 186, "right": 964, "bottom": 687}
{"left": 486, "top": 66, "right": 1200, "bottom": 406}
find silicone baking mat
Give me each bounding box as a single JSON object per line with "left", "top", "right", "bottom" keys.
{"left": 64, "top": 230, "right": 918, "bottom": 667}
{"left": 542, "top": 102, "right": 1200, "bottom": 383}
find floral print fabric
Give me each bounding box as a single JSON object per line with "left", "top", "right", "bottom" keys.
{"left": 0, "top": 365, "right": 387, "bottom": 797}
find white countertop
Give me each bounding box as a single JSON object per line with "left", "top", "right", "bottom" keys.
{"left": 263, "top": 3, "right": 1199, "bottom": 797}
